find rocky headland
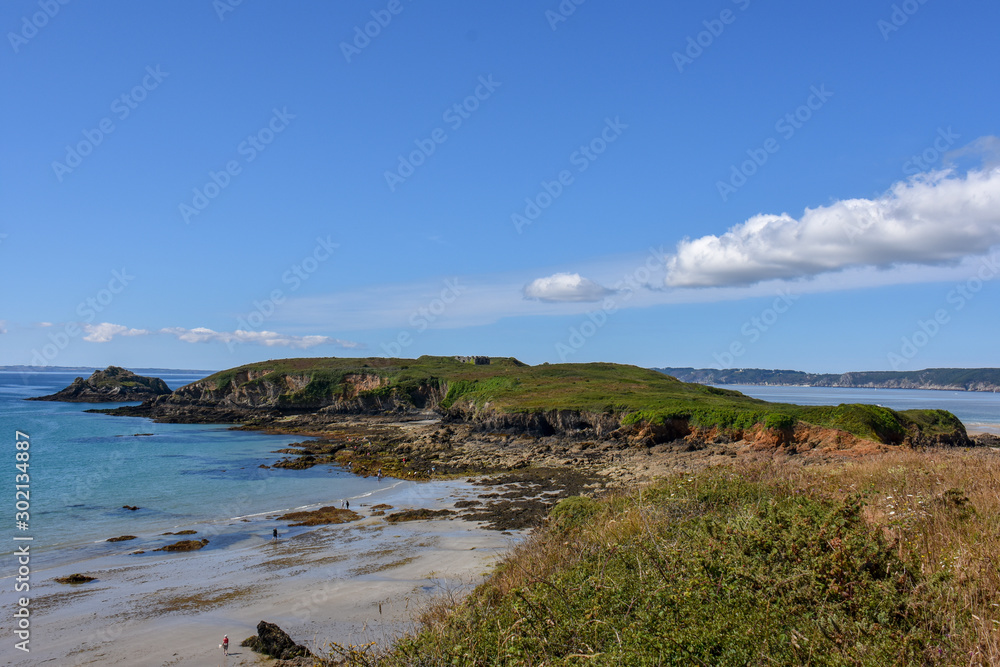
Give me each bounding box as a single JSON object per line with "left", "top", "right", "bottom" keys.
{"left": 91, "top": 356, "right": 983, "bottom": 499}
{"left": 28, "top": 366, "right": 171, "bottom": 402}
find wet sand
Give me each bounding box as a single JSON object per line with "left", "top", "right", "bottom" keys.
{"left": 1, "top": 479, "right": 520, "bottom": 666}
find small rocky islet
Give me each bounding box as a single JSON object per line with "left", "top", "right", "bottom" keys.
{"left": 28, "top": 366, "right": 171, "bottom": 403}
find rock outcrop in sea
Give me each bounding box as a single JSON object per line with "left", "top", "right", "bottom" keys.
{"left": 28, "top": 366, "right": 171, "bottom": 402}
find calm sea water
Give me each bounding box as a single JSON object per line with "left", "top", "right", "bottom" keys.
{"left": 0, "top": 371, "right": 391, "bottom": 569}
{"left": 714, "top": 384, "right": 1000, "bottom": 434}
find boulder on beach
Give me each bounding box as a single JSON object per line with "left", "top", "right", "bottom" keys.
{"left": 241, "top": 620, "right": 312, "bottom": 660}
{"left": 107, "top": 535, "right": 137, "bottom": 542}
{"left": 56, "top": 573, "right": 95, "bottom": 584}
{"left": 154, "top": 539, "right": 209, "bottom": 552}
{"left": 277, "top": 506, "right": 360, "bottom": 526}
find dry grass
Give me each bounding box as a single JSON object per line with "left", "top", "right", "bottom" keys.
{"left": 356, "top": 446, "right": 1000, "bottom": 665}
{"left": 758, "top": 448, "right": 1000, "bottom": 664}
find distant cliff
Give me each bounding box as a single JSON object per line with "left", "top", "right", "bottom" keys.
{"left": 28, "top": 366, "right": 172, "bottom": 402}
{"left": 655, "top": 367, "right": 1000, "bottom": 392}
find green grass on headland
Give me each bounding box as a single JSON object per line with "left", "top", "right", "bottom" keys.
{"left": 190, "top": 356, "right": 965, "bottom": 443}
{"left": 332, "top": 451, "right": 1000, "bottom": 666}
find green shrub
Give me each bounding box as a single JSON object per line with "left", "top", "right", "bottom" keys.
{"left": 379, "top": 472, "right": 946, "bottom": 666}
{"left": 764, "top": 412, "right": 796, "bottom": 431}
{"left": 549, "top": 495, "right": 600, "bottom": 528}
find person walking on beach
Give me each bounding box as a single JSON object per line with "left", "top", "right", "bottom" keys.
{"left": 272, "top": 528, "right": 278, "bottom": 542}
{"left": 222, "top": 635, "right": 229, "bottom": 656}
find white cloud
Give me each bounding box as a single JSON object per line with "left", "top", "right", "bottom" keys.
{"left": 82, "top": 323, "right": 150, "bottom": 343}
{"left": 159, "top": 326, "right": 360, "bottom": 350}
{"left": 523, "top": 273, "right": 615, "bottom": 302}
{"left": 36, "top": 322, "right": 53, "bottom": 327}
{"left": 0, "top": 320, "right": 6, "bottom": 334}
{"left": 666, "top": 168, "right": 1000, "bottom": 288}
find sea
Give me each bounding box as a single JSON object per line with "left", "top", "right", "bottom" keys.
{"left": 713, "top": 384, "right": 1000, "bottom": 435}
{"left": 0, "top": 370, "right": 402, "bottom": 572}
{"left": 3, "top": 371, "right": 999, "bottom": 573}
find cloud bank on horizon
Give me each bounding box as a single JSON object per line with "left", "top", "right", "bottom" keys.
{"left": 662, "top": 166, "right": 1000, "bottom": 288}
{"left": 80, "top": 323, "right": 360, "bottom": 350}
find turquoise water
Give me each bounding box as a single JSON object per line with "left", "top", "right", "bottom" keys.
{"left": 0, "top": 371, "right": 391, "bottom": 568}
{"left": 714, "top": 384, "right": 1000, "bottom": 433}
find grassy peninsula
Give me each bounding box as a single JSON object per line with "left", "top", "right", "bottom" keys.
{"left": 185, "top": 356, "right": 964, "bottom": 445}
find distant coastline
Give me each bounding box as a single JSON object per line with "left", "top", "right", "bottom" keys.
{"left": 656, "top": 367, "right": 1000, "bottom": 393}
{"left": 0, "top": 365, "right": 216, "bottom": 375}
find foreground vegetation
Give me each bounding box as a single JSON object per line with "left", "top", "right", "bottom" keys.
{"left": 326, "top": 449, "right": 1000, "bottom": 666}
{"left": 192, "top": 357, "right": 964, "bottom": 443}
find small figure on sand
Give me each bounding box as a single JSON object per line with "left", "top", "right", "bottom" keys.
{"left": 272, "top": 528, "right": 278, "bottom": 542}
{"left": 345, "top": 499, "right": 350, "bottom": 510}
{"left": 222, "top": 634, "right": 229, "bottom": 655}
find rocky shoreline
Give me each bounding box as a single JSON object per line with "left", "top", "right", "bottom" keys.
{"left": 91, "top": 391, "right": 994, "bottom": 536}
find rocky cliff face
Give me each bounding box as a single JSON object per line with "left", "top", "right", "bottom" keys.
{"left": 110, "top": 371, "right": 449, "bottom": 423}
{"left": 443, "top": 402, "right": 622, "bottom": 438}
{"left": 28, "top": 366, "right": 171, "bottom": 402}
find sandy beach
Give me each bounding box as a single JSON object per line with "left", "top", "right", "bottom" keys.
{"left": 1, "top": 479, "right": 520, "bottom": 666}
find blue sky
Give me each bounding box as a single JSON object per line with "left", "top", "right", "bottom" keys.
{"left": 2, "top": 0, "right": 999, "bottom": 373}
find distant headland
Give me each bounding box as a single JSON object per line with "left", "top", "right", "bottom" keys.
{"left": 655, "top": 367, "right": 1000, "bottom": 392}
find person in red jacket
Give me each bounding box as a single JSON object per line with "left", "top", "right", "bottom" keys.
{"left": 222, "top": 635, "right": 229, "bottom": 655}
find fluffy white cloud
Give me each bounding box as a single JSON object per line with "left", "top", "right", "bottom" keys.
{"left": 159, "top": 326, "right": 360, "bottom": 349}
{"left": 82, "top": 323, "right": 150, "bottom": 343}
{"left": 665, "top": 168, "right": 1000, "bottom": 288}
{"left": 523, "top": 273, "right": 615, "bottom": 302}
